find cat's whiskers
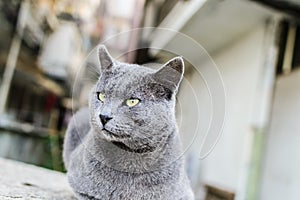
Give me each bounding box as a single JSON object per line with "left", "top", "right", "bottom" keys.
{"left": 79, "top": 77, "right": 98, "bottom": 82}
{"left": 85, "top": 62, "right": 101, "bottom": 75}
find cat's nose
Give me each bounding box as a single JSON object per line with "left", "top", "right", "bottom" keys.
{"left": 100, "top": 114, "right": 112, "bottom": 125}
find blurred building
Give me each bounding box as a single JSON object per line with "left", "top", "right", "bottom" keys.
{"left": 0, "top": 0, "right": 145, "bottom": 171}
{"left": 0, "top": 0, "right": 300, "bottom": 200}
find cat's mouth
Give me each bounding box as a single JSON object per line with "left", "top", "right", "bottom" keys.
{"left": 102, "top": 128, "right": 124, "bottom": 138}
{"left": 102, "top": 129, "right": 155, "bottom": 153}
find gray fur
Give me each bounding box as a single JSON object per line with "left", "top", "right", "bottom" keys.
{"left": 63, "top": 45, "right": 194, "bottom": 200}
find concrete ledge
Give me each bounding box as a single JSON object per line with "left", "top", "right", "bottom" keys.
{"left": 0, "top": 158, "right": 75, "bottom": 200}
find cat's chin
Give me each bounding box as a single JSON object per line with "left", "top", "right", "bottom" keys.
{"left": 111, "top": 141, "right": 155, "bottom": 154}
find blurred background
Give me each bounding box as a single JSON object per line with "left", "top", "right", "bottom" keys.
{"left": 0, "top": 0, "right": 300, "bottom": 199}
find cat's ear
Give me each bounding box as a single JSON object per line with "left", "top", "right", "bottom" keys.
{"left": 153, "top": 57, "right": 184, "bottom": 92}
{"left": 98, "top": 45, "right": 114, "bottom": 72}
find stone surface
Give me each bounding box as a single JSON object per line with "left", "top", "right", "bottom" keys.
{"left": 0, "top": 158, "right": 76, "bottom": 200}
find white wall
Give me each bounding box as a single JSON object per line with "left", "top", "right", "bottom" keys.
{"left": 260, "top": 69, "right": 300, "bottom": 200}
{"left": 178, "top": 23, "right": 267, "bottom": 196}
{"left": 201, "top": 24, "right": 266, "bottom": 190}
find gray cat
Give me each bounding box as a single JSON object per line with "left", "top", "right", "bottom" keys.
{"left": 63, "top": 45, "right": 194, "bottom": 200}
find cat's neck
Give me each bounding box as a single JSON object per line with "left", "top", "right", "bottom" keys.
{"left": 85, "top": 129, "right": 183, "bottom": 173}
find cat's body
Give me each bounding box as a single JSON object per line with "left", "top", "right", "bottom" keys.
{"left": 63, "top": 45, "right": 194, "bottom": 200}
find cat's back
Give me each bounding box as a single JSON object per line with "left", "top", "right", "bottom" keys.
{"left": 63, "top": 107, "right": 90, "bottom": 169}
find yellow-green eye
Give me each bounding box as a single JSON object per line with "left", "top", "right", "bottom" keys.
{"left": 98, "top": 93, "right": 105, "bottom": 102}
{"left": 126, "top": 98, "right": 140, "bottom": 107}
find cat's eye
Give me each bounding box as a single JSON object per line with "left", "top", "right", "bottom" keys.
{"left": 126, "top": 98, "right": 140, "bottom": 107}
{"left": 98, "top": 93, "right": 105, "bottom": 102}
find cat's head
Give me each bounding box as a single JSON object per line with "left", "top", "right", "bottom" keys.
{"left": 89, "top": 45, "right": 184, "bottom": 153}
